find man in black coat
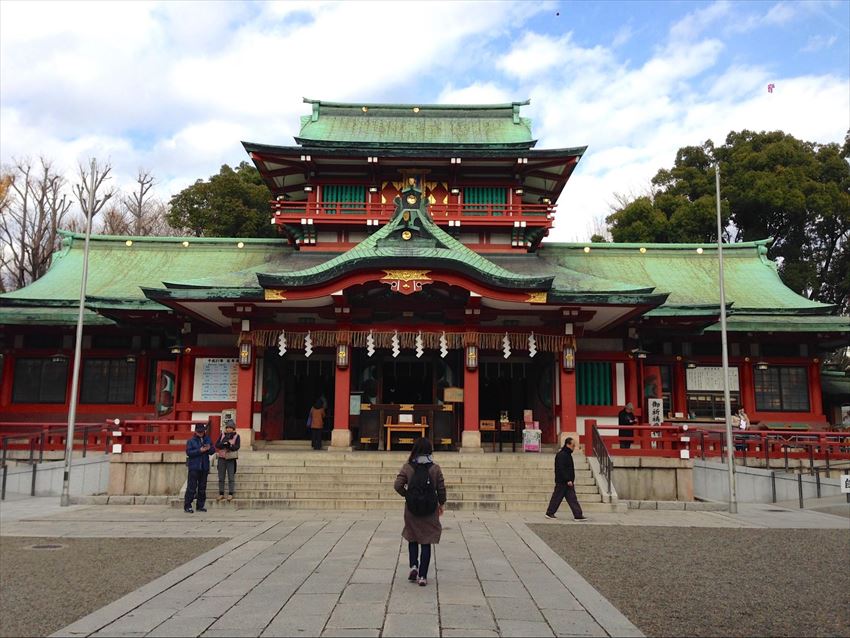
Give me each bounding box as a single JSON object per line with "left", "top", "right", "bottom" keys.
{"left": 545, "top": 437, "right": 586, "bottom": 520}
{"left": 618, "top": 402, "right": 637, "bottom": 449}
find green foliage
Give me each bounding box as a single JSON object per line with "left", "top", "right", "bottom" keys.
{"left": 167, "top": 162, "right": 275, "bottom": 238}
{"left": 606, "top": 131, "right": 850, "bottom": 312}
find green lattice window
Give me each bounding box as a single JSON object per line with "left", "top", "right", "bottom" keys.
{"left": 577, "top": 361, "right": 613, "bottom": 406}
{"left": 463, "top": 187, "right": 507, "bottom": 216}
{"left": 321, "top": 185, "right": 365, "bottom": 214}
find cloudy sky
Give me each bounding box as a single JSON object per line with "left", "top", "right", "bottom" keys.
{"left": 1, "top": 0, "right": 848, "bottom": 241}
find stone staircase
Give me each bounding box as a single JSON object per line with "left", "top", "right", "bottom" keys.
{"left": 176, "top": 444, "right": 620, "bottom": 513}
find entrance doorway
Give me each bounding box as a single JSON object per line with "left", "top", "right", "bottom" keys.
{"left": 479, "top": 354, "right": 555, "bottom": 435}
{"left": 261, "top": 352, "right": 334, "bottom": 440}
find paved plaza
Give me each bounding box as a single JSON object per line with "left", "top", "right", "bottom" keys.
{"left": 1, "top": 497, "right": 847, "bottom": 638}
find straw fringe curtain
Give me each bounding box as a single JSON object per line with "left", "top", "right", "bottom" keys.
{"left": 247, "top": 329, "right": 575, "bottom": 353}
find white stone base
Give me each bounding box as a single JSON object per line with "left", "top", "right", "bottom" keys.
{"left": 330, "top": 429, "right": 352, "bottom": 451}
{"left": 460, "top": 430, "right": 483, "bottom": 452}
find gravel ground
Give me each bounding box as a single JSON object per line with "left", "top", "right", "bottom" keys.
{"left": 529, "top": 525, "right": 850, "bottom": 638}
{"left": 0, "top": 536, "right": 223, "bottom": 638}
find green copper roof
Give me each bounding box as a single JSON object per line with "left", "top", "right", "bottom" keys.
{"left": 534, "top": 240, "right": 834, "bottom": 314}
{"left": 705, "top": 314, "right": 850, "bottom": 333}
{"left": 0, "top": 306, "right": 114, "bottom": 326}
{"left": 0, "top": 231, "right": 290, "bottom": 308}
{"left": 296, "top": 98, "right": 535, "bottom": 148}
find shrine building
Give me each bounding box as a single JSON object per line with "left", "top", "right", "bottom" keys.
{"left": 1, "top": 99, "right": 849, "bottom": 448}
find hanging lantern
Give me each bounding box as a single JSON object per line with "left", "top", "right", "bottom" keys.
{"left": 465, "top": 345, "right": 478, "bottom": 371}
{"left": 239, "top": 340, "right": 253, "bottom": 368}
{"left": 336, "top": 343, "right": 350, "bottom": 369}
{"left": 562, "top": 344, "right": 575, "bottom": 372}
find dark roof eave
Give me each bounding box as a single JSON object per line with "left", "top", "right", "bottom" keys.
{"left": 546, "top": 291, "right": 669, "bottom": 306}
{"left": 141, "top": 287, "right": 265, "bottom": 302}
{"left": 257, "top": 257, "right": 555, "bottom": 291}
{"left": 243, "top": 141, "right": 586, "bottom": 159}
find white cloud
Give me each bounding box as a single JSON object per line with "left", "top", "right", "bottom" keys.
{"left": 801, "top": 34, "right": 838, "bottom": 53}
{"left": 1, "top": 0, "right": 847, "bottom": 247}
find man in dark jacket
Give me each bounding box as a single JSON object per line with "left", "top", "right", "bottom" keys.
{"left": 618, "top": 402, "right": 637, "bottom": 449}
{"left": 545, "top": 437, "right": 586, "bottom": 520}
{"left": 184, "top": 423, "right": 215, "bottom": 513}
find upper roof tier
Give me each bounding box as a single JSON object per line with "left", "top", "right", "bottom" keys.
{"left": 297, "top": 99, "right": 536, "bottom": 148}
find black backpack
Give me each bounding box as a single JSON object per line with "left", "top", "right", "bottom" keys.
{"left": 406, "top": 462, "right": 438, "bottom": 517}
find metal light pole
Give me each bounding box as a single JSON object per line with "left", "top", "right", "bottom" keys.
{"left": 60, "top": 159, "right": 97, "bottom": 506}
{"left": 715, "top": 163, "right": 738, "bottom": 514}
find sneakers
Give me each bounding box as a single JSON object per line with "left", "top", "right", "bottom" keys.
{"left": 544, "top": 513, "right": 557, "bottom": 519}
{"left": 408, "top": 567, "right": 418, "bottom": 581}
{"left": 216, "top": 495, "right": 225, "bottom": 502}
{"left": 575, "top": 516, "right": 588, "bottom": 521}
{"left": 417, "top": 577, "right": 427, "bottom": 587}
{"left": 197, "top": 507, "right": 208, "bottom": 512}
{"left": 226, "top": 495, "right": 234, "bottom": 502}
{"left": 184, "top": 507, "right": 194, "bottom": 513}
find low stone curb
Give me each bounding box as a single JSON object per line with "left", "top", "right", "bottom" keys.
{"left": 69, "top": 495, "right": 172, "bottom": 505}
{"left": 623, "top": 499, "right": 729, "bottom": 511}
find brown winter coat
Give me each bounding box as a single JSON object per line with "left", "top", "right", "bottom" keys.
{"left": 394, "top": 462, "right": 447, "bottom": 545}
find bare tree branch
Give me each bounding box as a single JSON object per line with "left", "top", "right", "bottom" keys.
{"left": 0, "top": 158, "right": 72, "bottom": 291}
{"left": 73, "top": 159, "right": 114, "bottom": 224}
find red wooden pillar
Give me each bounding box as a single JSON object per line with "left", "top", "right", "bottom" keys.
{"left": 740, "top": 361, "right": 756, "bottom": 415}
{"left": 626, "top": 358, "right": 639, "bottom": 409}
{"left": 177, "top": 352, "right": 194, "bottom": 421}
{"left": 673, "top": 360, "right": 687, "bottom": 416}
{"left": 332, "top": 363, "right": 351, "bottom": 447}
{"left": 236, "top": 352, "right": 255, "bottom": 433}
{"left": 559, "top": 366, "right": 577, "bottom": 445}
{"left": 809, "top": 361, "right": 823, "bottom": 417}
{"left": 0, "top": 352, "right": 14, "bottom": 407}
{"left": 463, "top": 365, "right": 479, "bottom": 432}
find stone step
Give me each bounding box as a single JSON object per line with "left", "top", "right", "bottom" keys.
{"left": 205, "top": 477, "right": 598, "bottom": 489}
{"left": 235, "top": 457, "right": 572, "bottom": 470}
{"left": 207, "top": 484, "right": 602, "bottom": 499}
{"left": 224, "top": 466, "right": 589, "bottom": 478}
{"left": 172, "top": 497, "right": 615, "bottom": 512}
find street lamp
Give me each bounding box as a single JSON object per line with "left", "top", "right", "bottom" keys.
{"left": 715, "top": 163, "right": 738, "bottom": 514}
{"left": 61, "top": 158, "right": 98, "bottom": 507}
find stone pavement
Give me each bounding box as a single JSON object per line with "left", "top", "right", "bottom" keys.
{"left": 2, "top": 499, "right": 846, "bottom": 638}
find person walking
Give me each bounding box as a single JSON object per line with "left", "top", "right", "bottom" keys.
{"left": 394, "top": 437, "right": 447, "bottom": 587}
{"left": 618, "top": 402, "right": 637, "bottom": 449}
{"left": 215, "top": 420, "right": 241, "bottom": 502}
{"left": 545, "top": 437, "right": 587, "bottom": 521}
{"left": 309, "top": 399, "right": 326, "bottom": 450}
{"left": 184, "top": 423, "right": 215, "bottom": 513}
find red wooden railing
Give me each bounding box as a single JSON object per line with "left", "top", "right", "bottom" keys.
{"left": 110, "top": 416, "right": 220, "bottom": 453}
{"left": 270, "top": 200, "right": 555, "bottom": 224}
{"left": 582, "top": 422, "right": 850, "bottom": 466}
{"left": 0, "top": 422, "right": 111, "bottom": 453}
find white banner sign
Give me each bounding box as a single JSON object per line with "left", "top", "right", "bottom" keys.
{"left": 686, "top": 366, "right": 739, "bottom": 392}
{"left": 647, "top": 398, "right": 664, "bottom": 426}
{"left": 194, "top": 357, "right": 239, "bottom": 401}
{"left": 841, "top": 475, "right": 850, "bottom": 494}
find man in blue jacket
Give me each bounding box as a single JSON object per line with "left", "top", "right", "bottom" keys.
{"left": 544, "top": 437, "right": 587, "bottom": 521}
{"left": 185, "top": 423, "right": 215, "bottom": 513}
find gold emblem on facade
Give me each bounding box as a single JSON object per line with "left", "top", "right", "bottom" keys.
{"left": 401, "top": 230, "right": 412, "bottom": 241}
{"left": 383, "top": 270, "right": 431, "bottom": 282}
{"left": 527, "top": 291, "right": 547, "bottom": 304}
{"left": 264, "top": 289, "right": 288, "bottom": 301}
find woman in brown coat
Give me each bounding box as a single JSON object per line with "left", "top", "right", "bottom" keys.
{"left": 394, "top": 437, "right": 447, "bottom": 586}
